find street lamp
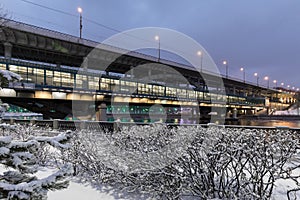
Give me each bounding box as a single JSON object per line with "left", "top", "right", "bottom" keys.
{"left": 197, "top": 51, "right": 203, "bottom": 72}
{"left": 264, "top": 76, "right": 269, "bottom": 88}
{"left": 155, "top": 35, "right": 160, "bottom": 62}
{"left": 254, "top": 73, "right": 259, "bottom": 86}
{"left": 77, "top": 7, "right": 83, "bottom": 39}
{"left": 281, "top": 82, "right": 284, "bottom": 87}
{"left": 273, "top": 80, "right": 277, "bottom": 88}
{"left": 240, "top": 67, "right": 245, "bottom": 83}
{"left": 223, "top": 60, "right": 228, "bottom": 78}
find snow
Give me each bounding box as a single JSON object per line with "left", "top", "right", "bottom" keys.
{"left": 48, "top": 182, "right": 115, "bottom": 200}
{"left": 0, "top": 136, "right": 13, "bottom": 144}
{"left": 1, "top": 124, "right": 300, "bottom": 199}
{"left": 9, "top": 140, "right": 39, "bottom": 149}
{"left": 0, "top": 69, "right": 22, "bottom": 81}
{"left": 1, "top": 112, "right": 43, "bottom": 118}
{"left": 30, "top": 132, "right": 72, "bottom": 149}
{"left": 33, "top": 167, "right": 115, "bottom": 200}
{"left": 0, "top": 147, "right": 9, "bottom": 156}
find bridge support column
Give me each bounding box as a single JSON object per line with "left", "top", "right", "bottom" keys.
{"left": 232, "top": 108, "right": 237, "bottom": 119}
{"left": 10, "top": 118, "right": 15, "bottom": 125}
{"left": 226, "top": 110, "right": 232, "bottom": 118}
{"left": 96, "top": 103, "right": 107, "bottom": 121}
{"left": 4, "top": 42, "right": 12, "bottom": 60}
{"left": 4, "top": 42, "right": 12, "bottom": 70}
{"left": 30, "top": 119, "right": 36, "bottom": 125}
{"left": 53, "top": 119, "right": 59, "bottom": 130}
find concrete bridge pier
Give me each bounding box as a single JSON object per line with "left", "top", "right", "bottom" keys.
{"left": 96, "top": 103, "right": 107, "bottom": 121}
{"left": 232, "top": 108, "right": 237, "bottom": 119}
{"left": 4, "top": 42, "right": 12, "bottom": 60}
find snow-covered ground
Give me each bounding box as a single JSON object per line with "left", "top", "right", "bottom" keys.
{"left": 48, "top": 182, "right": 115, "bottom": 200}
{"left": 37, "top": 166, "right": 300, "bottom": 200}
{"left": 0, "top": 163, "right": 299, "bottom": 199}
{"left": 50, "top": 177, "right": 300, "bottom": 200}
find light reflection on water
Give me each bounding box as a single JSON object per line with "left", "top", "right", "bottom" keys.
{"left": 110, "top": 117, "right": 300, "bottom": 128}
{"left": 239, "top": 119, "right": 300, "bottom": 128}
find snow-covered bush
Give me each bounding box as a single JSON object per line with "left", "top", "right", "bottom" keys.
{"left": 65, "top": 124, "right": 300, "bottom": 199}
{"left": 179, "top": 127, "right": 300, "bottom": 199}
{"left": 0, "top": 124, "right": 74, "bottom": 199}
{"left": 0, "top": 69, "right": 22, "bottom": 88}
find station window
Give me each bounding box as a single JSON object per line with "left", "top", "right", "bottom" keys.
{"left": 152, "top": 85, "right": 164, "bottom": 96}
{"left": 46, "top": 70, "right": 53, "bottom": 86}
{"left": 53, "top": 71, "right": 61, "bottom": 86}
{"left": 89, "top": 76, "right": 99, "bottom": 90}
{"left": 187, "top": 90, "right": 196, "bottom": 99}
{"left": 36, "top": 69, "right": 44, "bottom": 85}
{"left": 177, "top": 88, "right": 186, "bottom": 98}
{"left": 61, "top": 72, "right": 72, "bottom": 87}
{"left": 166, "top": 87, "right": 176, "bottom": 97}
{"left": 76, "top": 74, "right": 88, "bottom": 89}
{"left": 138, "top": 83, "right": 150, "bottom": 95}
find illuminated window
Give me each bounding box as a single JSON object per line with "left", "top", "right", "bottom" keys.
{"left": 0, "top": 63, "right": 6, "bottom": 70}
{"left": 166, "top": 87, "right": 176, "bottom": 97}
{"left": 61, "top": 72, "right": 72, "bottom": 87}
{"left": 153, "top": 85, "right": 164, "bottom": 96}
{"left": 46, "top": 70, "right": 53, "bottom": 86}
{"left": 89, "top": 76, "right": 99, "bottom": 90}
{"left": 138, "top": 83, "right": 150, "bottom": 95}
{"left": 76, "top": 74, "right": 87, "bottom": 89}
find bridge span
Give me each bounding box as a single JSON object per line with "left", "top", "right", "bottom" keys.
{"left": 0, "top": 19, "right": 296, "bottom": 121}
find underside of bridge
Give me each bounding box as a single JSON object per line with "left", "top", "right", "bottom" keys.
{"left": 1, "top": 97, "right": 79, "bottom": 119}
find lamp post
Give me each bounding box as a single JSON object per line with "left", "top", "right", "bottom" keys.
{"left": 77, "top": 7, "right": 83, "bottom": 39}
{"left": 240, "top": 67, "right": 245, "bottom": 83}
{"left": 264, "top": 76, "right": 269, "bottom": 88}
{"left": 223, "top": 60, "right": 228, "bottom": 78}
{"left": 254, "top": 73, "right": 259, "bottom": 86}
{"left": 197, "top": 51, "right": 203, "bottom": 72}
{"left": 273, "top": 80, "right": 277, "bottom": 89}
{"left": 155, "top": 35, "right": 160, "bottom": 62}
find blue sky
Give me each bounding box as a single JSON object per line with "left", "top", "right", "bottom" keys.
{"left": 1, "top": 0, "right": 300, "bottom": 88}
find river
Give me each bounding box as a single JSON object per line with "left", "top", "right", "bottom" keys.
{"left": 238, "top": 119, "right": 300, "bottom": 128}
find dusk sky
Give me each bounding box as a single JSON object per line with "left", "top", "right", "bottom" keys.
{"left": 1, "top": 0, "right": 300, "bottom": 88}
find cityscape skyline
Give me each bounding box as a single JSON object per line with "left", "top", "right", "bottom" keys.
{"left": 1, "top": 0, "right": 299, "bottom": 89}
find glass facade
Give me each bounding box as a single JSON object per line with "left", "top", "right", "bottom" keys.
{"left": 0, "top": 58, "right": 270, "bottom": 105}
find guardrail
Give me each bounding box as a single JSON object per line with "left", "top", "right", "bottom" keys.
{"left": 2, "top": 119, "right": 300, "bottom": 132}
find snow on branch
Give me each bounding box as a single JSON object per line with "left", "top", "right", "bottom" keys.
{"left": 65, "top": 124, "right": 300, "bottom": 199}
{"left": 0, "top": 125, "right": 74, "bottom": 199}
{"left": 0, "top": 164, "right": 73, "bottom": 199}
{"left": 0, "top": 70, "right": 22, "bottom": 81}
{"left": 28, "top": 130, "right": 73, "bottom": 149}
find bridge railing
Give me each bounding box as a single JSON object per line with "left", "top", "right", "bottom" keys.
{"left": 1, "top": 119, "right": 300, "bottom": 133}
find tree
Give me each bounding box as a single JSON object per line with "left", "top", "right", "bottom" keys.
{"left": 0, "top": 125, "right": 73, "bottom": 199}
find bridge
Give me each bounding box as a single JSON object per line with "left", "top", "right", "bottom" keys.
{"left": 0, "top": 19, "right": 296, "bottom": 122}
